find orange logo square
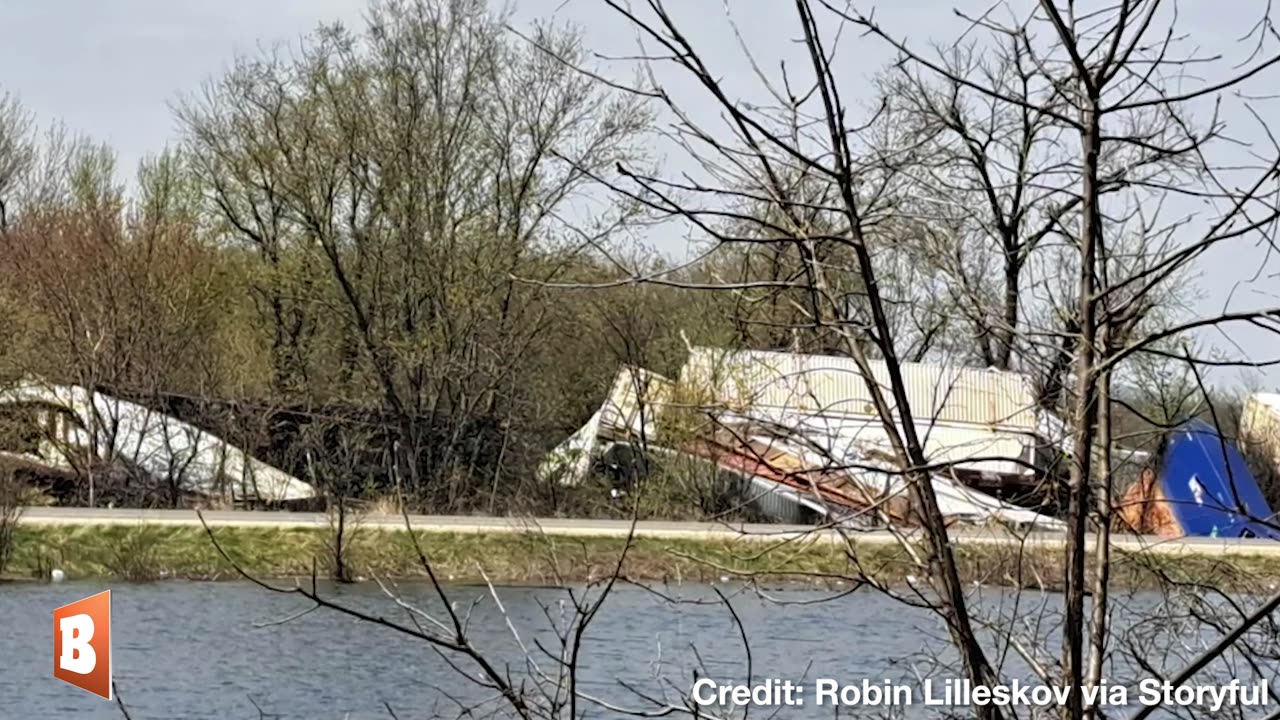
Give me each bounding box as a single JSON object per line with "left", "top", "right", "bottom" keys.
{"left": 53, "top": 590, "right": 112, "bottom": 700}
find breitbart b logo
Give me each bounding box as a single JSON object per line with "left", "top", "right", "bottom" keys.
{"left": 53, "top": 590, "right": 112, "bottom": 699}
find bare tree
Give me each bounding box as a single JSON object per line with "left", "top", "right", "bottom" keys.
{"left": 883, "top": 39, "right": 1078, "bottom": 374}
{"left": 180, "top": 0, "right": 649, "bottom": 508}
{"left": 0, "top": 90, "right": 35, "bottom": 234}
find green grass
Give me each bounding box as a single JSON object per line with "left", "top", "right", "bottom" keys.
{"left": 5, "top": 524, "right": 859, "bottom": 584}
{"left": 4, "top": 523, "right": 1278, "bottom": 593}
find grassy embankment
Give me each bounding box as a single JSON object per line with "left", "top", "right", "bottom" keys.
{"left": 4, "top": 522, "right": 1278, "bottom": 591}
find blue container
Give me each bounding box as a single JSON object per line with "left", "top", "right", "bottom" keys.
{"left": 1158, "top": 420, "right": 1280, "bottom": 539}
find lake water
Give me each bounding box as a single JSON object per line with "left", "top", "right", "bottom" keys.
{"left": 2, "top": 580, "right": 952, "bottom": 719}
{"left": 0, "top": 580, "right": 1269, "bottom": 719}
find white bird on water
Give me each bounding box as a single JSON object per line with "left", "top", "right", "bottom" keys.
{"left": 50, "top": 569, "right": 66, "bottom": 583}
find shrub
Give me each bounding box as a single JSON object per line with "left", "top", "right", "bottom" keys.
{"left": 0, "top": 470, "right": 32, "bottom": 576}
{"left": 102, "top": 527, "right": 163, "bottom": 581}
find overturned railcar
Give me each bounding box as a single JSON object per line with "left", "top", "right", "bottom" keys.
{"left": 1119, "top": 420, "right": 1280, "bottom": 539}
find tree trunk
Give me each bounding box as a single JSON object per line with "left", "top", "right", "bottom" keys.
{"left": 1063, "top": 104, "right": 1103, "bottom": 720}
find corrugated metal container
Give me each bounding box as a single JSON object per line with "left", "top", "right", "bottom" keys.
{"left": 680, "top": 348, "right": 1040, "bottom": 431}
{"left": 1241, "top": 393, "right": 1280, "bottom": 476}
{"left": 677, "top": 348, "right": 1043, "bottom": 475}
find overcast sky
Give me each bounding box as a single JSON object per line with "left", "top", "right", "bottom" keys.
{"left": 2, "top": 0, "right": 1276, "bottom": 391}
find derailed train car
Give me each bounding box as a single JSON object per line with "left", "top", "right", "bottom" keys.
{"left": 540, "top": 350, "right": 1066, "bottom": 531}
{"left": 1119, "top": 419, "right": 1280, "bottom": 539}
